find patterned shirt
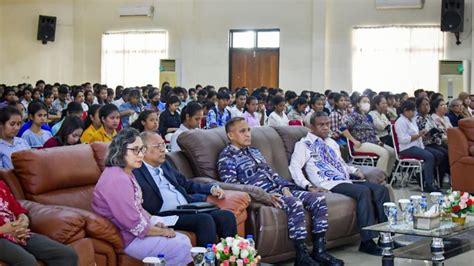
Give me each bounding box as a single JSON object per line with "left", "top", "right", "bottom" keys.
{"left": 329, "top": 109, "right": 347, "bottom": 135}
{"left": 52, "top": 99, "right": 70, "bottom": 114}
{"left": 343, "top": 111, "right": 378, "bottom": 144}
{"left": 416, "top": 114, "right": 444, "bottom": 146}
{"left": 119, "top": 102, "right": 143, "bottom": 128}
{"left": 0, "top": 181, "right": 28, "bottom": 244}
{"left": 217, "top": 145, "right": 295, "bottom": 193}
{"left": 206, "top": 107, "right": 231, "bottom": 128}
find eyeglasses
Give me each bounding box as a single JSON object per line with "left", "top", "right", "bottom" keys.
{"left": 126, "top": 146, "right": 148, "bottom": 155}
{"left": 147, "top": 143, "right": 167, "bottom": 150}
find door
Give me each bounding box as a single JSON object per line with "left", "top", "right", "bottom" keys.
{"left": 229, "top": 30, "right": 280, "bottom": 92}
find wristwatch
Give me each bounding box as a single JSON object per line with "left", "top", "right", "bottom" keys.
{"left": 211, "top": 185, "right": 220, "bottom": 193}
{"left": 305, "top": 184, "right": 314, "bottom": 190}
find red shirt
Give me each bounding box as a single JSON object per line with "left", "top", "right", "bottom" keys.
{"left": 43, "top": 137, "right": 61, "bottom": 148}
{"left": 0, "top": 181, "right": 28, "bottom": 243}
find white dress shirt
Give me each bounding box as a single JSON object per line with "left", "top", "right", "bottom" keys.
{"left": 229, "top": 105, "right": 245, "bottom": 118}
{"left": 394, "top": 114, "right": 424, "bottom": 151}
{"left": 170, "top": 124, "right": 191, "bottom": 152}
{"left": 289, "top": 132, "right": 357, "bottom": 190}
{"left": 267, "top": 111, "right": 289, "bottom": 127}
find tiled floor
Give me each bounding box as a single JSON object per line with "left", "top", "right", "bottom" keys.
{"left": 262, "top": 184, "right": 474, "bottom": 266}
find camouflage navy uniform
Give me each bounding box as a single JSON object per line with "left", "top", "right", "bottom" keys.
{"left": 217, "top": 145, "right": 328, "bottom": 240}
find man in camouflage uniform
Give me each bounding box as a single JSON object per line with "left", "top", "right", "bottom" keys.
{"left": 217, "top": 117, "right": 343, "bottom": 266}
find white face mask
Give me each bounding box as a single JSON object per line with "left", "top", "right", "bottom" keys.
{"left": 360, "top": 102, "right": 371, "bottom": 112}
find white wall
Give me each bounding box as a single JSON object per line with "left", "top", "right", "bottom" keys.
{"left": 0, "top": 0, "right": 473, "bottom": 93}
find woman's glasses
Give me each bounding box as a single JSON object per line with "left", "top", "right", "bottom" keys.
{"left": 127, "top": 146, "right": 148, "bottom": 155}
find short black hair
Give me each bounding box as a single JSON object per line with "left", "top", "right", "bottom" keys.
{"left": 99, "top": 104, "right": 119, "bottom": 121}
{"left": 310, "top": 111, "right": 329, "bottom": 126}
{"left": 180, "top": 102, "right": 203, "bottom": 123}
{"left": 0, "top": 106, "right": 22, "bottom": 124}
{"left": 400, "top": 100, "right": 416, "bottom": 113}
{"left": 217, "top": 91, "right": 230, "bottom": 100}
{"left": 272, "top": 95, "right": 285, "bottom": 106}
{"left": 58, "top": 85, "right": 69, "bottom": 95}
{"left": 225, "top": 117, "right": 245, "bottom": 134}
{"left": 27, "top": 100, "right": 47, "bottom": 116}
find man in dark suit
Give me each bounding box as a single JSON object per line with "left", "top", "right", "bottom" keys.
{"left": 133, "top": 131, "right": 237, "bottom": 247}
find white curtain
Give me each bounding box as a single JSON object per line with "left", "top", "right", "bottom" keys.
{"left": 101, "top": 31, "right": 168, "bottom": 88}
{"left": 352, "top": 26, "right": 444, "bottom": 95}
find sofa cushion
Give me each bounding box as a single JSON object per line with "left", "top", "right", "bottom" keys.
{"left": 91, "top": 142, "right": 110, "bottom": 172}
{"left": 470, "top": 146, "right": 474, "bottom": 157}
{"left": 272, "top": 126, "right": 310, "bottom": 161}
{"left": 459, "top": 118, "right": 474, "bottom": 142}
{"left": 12, "top": 144, "right": 101, "bottom": 195}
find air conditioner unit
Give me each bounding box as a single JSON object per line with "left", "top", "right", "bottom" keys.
{"left": 118, "top": 5, "right": 154, "bottom": 17}
{"left": 376, "top": 0, "right": 424, "bottom": 9}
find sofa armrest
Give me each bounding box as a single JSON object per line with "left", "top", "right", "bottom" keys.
{"left": 0, "top": 169, "right": 25, "bottom": 199}
{"left": 61, "top": 207, "right": 124, "bottom": 251}
{"left": 448, "top": 128, "right": 470, "bottom": 165}
{"left": 20, "top": 200, "right": 86, "bottom": 244}
{"left": 193, "top": 177, "right": 273, "bottom": 205}
{"left": 206, "top": 190, "right": 251, "bottom": 215}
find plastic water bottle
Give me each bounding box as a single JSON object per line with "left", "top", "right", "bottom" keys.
{"left": 246, "top": 235, "right": 255, "bottom": 248}
{"left": 420, "top": 194, "right": 428, "bottom": 214}
{"left": 204, "top": 244, "right": 215, "bottom": 266}
{"left": 157, "top": 254, "right": 166, "bottom": 265}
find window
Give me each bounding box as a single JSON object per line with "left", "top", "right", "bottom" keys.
{"left": 230, "top": 30, "right": 280, "bottom": 48}
{"left": 101, "top": 30, "right": 168, "bottom": 88}
{"left": 352, "top": 26, "right": 444, "bottom": 94}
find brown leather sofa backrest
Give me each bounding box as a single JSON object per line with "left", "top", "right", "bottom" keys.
{"left": 459, "top": 118, "right": 474, "bottom": 143}
{"left": 177, "top": 126, "right": 295, "bottom": 181}
{"left": 12, "top": 144, "right": 102, "bottom": 212}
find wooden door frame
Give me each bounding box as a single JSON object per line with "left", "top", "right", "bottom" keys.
{"left": 228, "top": 29, "right": 280, "bottom": 91}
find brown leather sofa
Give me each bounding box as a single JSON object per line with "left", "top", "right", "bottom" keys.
{"left": 172, "top": 125, "right": 391, "bottom": 263}
{"left": 448, "top": 117, "right": 474, "bottom": 192}
{"left": 0, "top": 142, "right": 250, "bottom": 266}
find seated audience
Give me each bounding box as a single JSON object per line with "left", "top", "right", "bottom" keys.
{"left": 369, "top": 95, "right": 393, "bottom": 147}
{"left": 267, "top": 95, "right": 289, "bottom": 126}
{"left": 430, "top": 98, "right": 452, "bottom": 142}
{"left": 0, "top": 107, "right": 30, "bottom": 169}
{"left": 287, "top": 97, "right": 308, "bottom": 122}
{"left": 119, "top": 90, "right": 143, "bottom": 128}
{"left": 113, "top": 88, "right": 129, "bottom": 108}
{"left": 415, "top": 97, "right": 449, "bottom": 185}
{"left": 0, "top": 180, "right": 78, "bottom": 265}
{"left": 131, "top": 110, "right": 159, "bottom": 133}
{"left": 0, "top": 88, "right": 18, "bottom": 108}
{"left": 206, "top": 92, "right": 231, "bottom": 129}
{"left": 343, "top": 95, "right": 396, "bottom": 178}
{"left": 20, "top": 87, "right": 33, "bottom": 110}
{"left": 134, "top": 131, "right": 236, "bottom": 247}
{"left": 159, "top": 95, "right": 181, "bottom": 139}
{"left": 385, "top": 94, "right": 399, "bottom": 122}
{"left": 447, "top": 99, "right": 464, "bottom": 127}
{"left": 80, "top": 104, "right": 102, "bottom": 144}
{"left": 43, "top": 116, "right": 84, "bottom": 148}
{"left": 284, "top": 90, "right": 298, "bottom": 114}
{"left": 170, "top": 102, "right": 203, "bottom": 152}
{"left": 72, "top": 89, "right": 89, "bottom": 113}
{"left": 329, "top": 93, "right": 348, "bottom": 143}
{"left": 290, "top": 111, "right": 390, "bottom": 256}
{"left": 458, "top": 92, "right": 472, "bottom": 118}
{"left": 51, "top": 102, "right": 83, "bottom": 135}
{"left": 217, "top": 117, "right": 343, "bottom": 266}
{"left": 304, "top": 95, "right": 325, "bottom": 127}
{"left": 243, "top": 96, "right": 263, "bottom": 128}
{"left": 89, "top": 104, "right": 119, "bottom": 143}
{"left": 52, "top": 85, "right": 70, "bottom": 114}
{"left": 145, "top": 91, "right": 165, "bottom": 112}
{"left": 395, "top": 101, "right": 439, "bottom": 192}
{"left": 229, "top": 89, "right": 246, "bottom": 118}
{"left": 92, "top": 128, "right": 192, "bottom": 264}
{"left": 22, "top": 101, "right": 52, "bottom": 148}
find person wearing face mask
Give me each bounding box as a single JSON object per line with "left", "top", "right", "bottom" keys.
{"left": 342, "top": 95, "right": 396, "bottom": 180}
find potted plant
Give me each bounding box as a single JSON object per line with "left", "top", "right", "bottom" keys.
{"left": 444, "top": 191, "right": 474, "bottom": 225}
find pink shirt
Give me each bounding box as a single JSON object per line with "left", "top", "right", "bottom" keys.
{"left": 244, "top": 112, "right": 260, "bottom": 127}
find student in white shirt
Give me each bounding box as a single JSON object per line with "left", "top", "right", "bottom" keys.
{"left": 289, "top": 111, "right": 390, "bottom": 257}
{"left": 394, "top": 101, "right": 438, "bottom": 192}
{"left": 170, "top": 102, "right": 203, "bottom": 152}
{"left": 229, "top": 90, "right": 246, "bottom": 118}
{"left": 267, "top": 96, "right": 289, "bottom": 127}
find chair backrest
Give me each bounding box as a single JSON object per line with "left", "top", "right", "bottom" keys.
{"left": 390, "top": 124, "right": 402, "bottom": 160}
{"left": 289, "top": 120, "right": 303, "bottom": 126}
{"left": 346, "top": 137, "right": 356, "bottom": 157}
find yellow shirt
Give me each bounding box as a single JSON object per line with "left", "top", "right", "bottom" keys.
{"left": 80, "top": 125, "right": 98, "bottom": 144}
{"left": 89, "top": 126, "right": 117, "bottom": 143}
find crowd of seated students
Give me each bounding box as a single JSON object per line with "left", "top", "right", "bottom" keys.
{"left": 1, "top": 80, "right": 474, "bottom": 263}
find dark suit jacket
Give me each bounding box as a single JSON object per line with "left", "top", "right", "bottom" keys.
{"left": 133, "top": 160, "right": 214, "bottom": 215}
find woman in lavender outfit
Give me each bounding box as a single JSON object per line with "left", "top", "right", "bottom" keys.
{"left": 92, "top": 128, "right": 192, "bottom": 264}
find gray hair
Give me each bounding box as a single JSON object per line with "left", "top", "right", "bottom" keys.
{"left": 105, "top": 128, "right": 140, "bottom": 168}
{"left": 449, "top": 99, "right": 462, "bottom": 110}
{"left": 139, "top": 131, "right": 160, "bottom": 145}
{"left": 309, "top": 111, "right": 329, "bottom": 126}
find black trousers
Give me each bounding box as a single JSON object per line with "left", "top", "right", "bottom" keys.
{"left": 173, "top": 209, "right": 237, "bottom": 247}
{"left": 425, "top": 144, "right": 449, "bottom": 183}
{"left": 331, "top": 181, "right": 390, "bottom": 242}
{"left": 0, "top": 233, "right": 78, "bottom": 266}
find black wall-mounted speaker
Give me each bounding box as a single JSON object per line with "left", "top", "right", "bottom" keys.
{"left": 37, "top": 15, "right": 56, "bottom": 44}
{"left": 441, "top": 0, "right": 464, "bottom": 32}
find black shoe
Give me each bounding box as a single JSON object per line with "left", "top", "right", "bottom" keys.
{"left": 312, "top": 234, "right": 344, "bottom": 266}
{"left": 294, "top": 240, "right": 320, "bottom": 266}
{"left": 424, "top": 185, "right": 441, "bottom": 193}
{"left": 359, "top": 240, "right": 383, "bottom": 256}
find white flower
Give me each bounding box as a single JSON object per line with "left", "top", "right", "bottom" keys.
{"left": 462, "top": 193, "right": 469, "bottom": 201}
{"left": 241, "top": 249, "right": 249, "bottom": 258}
{"left": 232, "top": 247, "right": 240, "bottom": 256}
{"left": 460, "top": 201, "right": 467, "bottom": 209}
{"left": 226, "top": 237, "right": 234, "bottom": 246}
{"left": 217, "top": 243, "right": 224, "bottom": 251}
{"left": 216, "top": 253, "right": 221, "bottom": 260}
{"left": 448, "top": 195, "right": 455, "bottom": 202}
{"left": 232, "top": 239, "right": 240, "bottom": 248}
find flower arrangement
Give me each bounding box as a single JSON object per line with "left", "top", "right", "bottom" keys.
{"left": 212, "top": 236, "right": 260, "bottom": 266}
{"left": 444, "top": 190, "right": 474, "bottom": 218}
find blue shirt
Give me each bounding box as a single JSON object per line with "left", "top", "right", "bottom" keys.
{"left": 206, "top": 107, "right": 231, "bottom": 128}
{"left": 119, "top": 102, "right": 142, "bottom": 128}
{"left": 144, "top": 162, "right": 188, "bottom": 212}
{"left": 17, "top": 121, "right": 51, "bottom": 137}
{"left": 0, "top": 137, "right": 30, "bottom": 169}
{"left": 145, "top": 102, "right": 166, "bottom": 112}
{"left": 217, "top": 145, "right": 294, "bottom": 194}
{"left": 51, "top": 118, "right": 65, "bottom": 136}
{"left": 21, "top": 129, "right": 52, "bottom": 148}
